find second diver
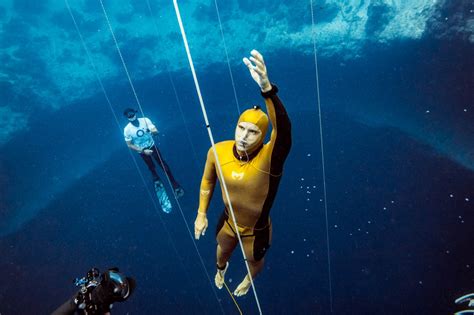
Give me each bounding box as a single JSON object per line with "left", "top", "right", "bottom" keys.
{"left": 123, "top": 109, "right": 184, "bottom": 206}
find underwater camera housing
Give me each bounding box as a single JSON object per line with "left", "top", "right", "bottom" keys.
{"left": 73, "top": 267, "right": 135, "bottom": 314}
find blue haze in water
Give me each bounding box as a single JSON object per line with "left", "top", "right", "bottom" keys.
{"left": 0, "top": 0, "right": 473, "bottom": 314}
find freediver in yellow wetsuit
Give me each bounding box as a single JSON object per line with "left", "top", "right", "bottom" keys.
{"left": 194, "top": 50, "right": 292, "bottom": 296}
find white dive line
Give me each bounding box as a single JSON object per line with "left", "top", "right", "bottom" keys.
{"left": 65, "top": 1, "right": 201, "bottom": 312}
{"left": 310, "top": 0, "right": 334, "bottom": 312}
{"left": 213, "top": 0, "right": 241, "bottom": 115}
{"left": 96, "top": 0, "right": 225, "bottom": 312}
{"left": 172, "top": 0, "right": 263, "bottom": 314}
{"left": 144, "top": 0, "right": 201, "bottom": 171}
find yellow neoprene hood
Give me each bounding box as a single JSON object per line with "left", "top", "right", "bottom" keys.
{"left": 237, "top": 106, "right": 269, "bottom": 140}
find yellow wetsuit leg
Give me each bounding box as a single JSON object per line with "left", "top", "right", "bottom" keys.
{"left": 216, "top": 211, "right": 272, "bottom": 263}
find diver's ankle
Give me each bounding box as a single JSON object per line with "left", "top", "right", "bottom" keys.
{"left": 216, "top": 261, "right": 228, "bottom": 271}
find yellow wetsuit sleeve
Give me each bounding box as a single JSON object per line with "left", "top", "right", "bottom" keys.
{"left": 198, "top": 148, "right": 217, "bottom": 214}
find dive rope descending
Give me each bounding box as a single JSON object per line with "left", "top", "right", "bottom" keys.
{"left": 96, "top": 0, "right": 226, "bottom": 312}
{"left": 310, "top": 0, "right": 333, "bottom": 311}
{"left": 65, "top": 1, "right": 201, "bottom": 312}
{"left": 173, "top": 1, "right": 264, "bottom": 314}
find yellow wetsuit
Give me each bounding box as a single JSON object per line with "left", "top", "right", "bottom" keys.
{"left": 198, "top": 85, "right": 292, "bottom": 262}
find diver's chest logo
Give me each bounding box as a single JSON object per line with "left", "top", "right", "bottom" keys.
{"left": 231, "top": 171, "right": 244, "bottom": 180}
{"left": 136, "top": 129, "right": 145, "bottom": 137}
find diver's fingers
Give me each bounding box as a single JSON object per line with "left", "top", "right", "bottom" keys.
{"left": 194, "top": 224, "right": 201, "bottom": 239}
{"left": 251, "top": 64, "right": 265, "bottom": 76}
{"left": 249, "top": 57, "right": 266, "bottom": 75}
{"left": 244, "top": 57, "right": 263, "bottom": 78}
{"left": 249, "top": 56, "right": 265, "bottom": 71}
{"left": 245, "top": 58, "right": 263, "bottom": 76}
{"left": 203, "top": 220, "right": 208, "bottom": 235}
{"left": 243, "top": 57, "right": 254, "bottom": 69}
{"left": 251, "top": 49, "right": 264, "bottom": 64}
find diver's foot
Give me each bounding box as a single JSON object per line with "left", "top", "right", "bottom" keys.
{"left": 233, "top": 275, "right": 252, "bottom": 297}
{"left": 174, "top": 187, "right": 184, "bottom": 199}
{"left": 214, "top": 262, "right": 229, "bottom": 290}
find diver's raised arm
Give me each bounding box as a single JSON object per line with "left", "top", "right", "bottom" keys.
{"left": 243, "top": 50, "right": 291, "bottom": 149}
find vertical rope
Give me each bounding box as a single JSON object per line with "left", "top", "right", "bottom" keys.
{"left": 64, "top": 1, "right": 199, "bottom": 311}
{"left": 310, "top": 0, "right": 333, "bottom": 312}
{"left": 144, "top": 0, "right": 201, "bottom": 171}
{"left": 213, "top": 0, "right": 241, "bottom": 114}
{"left": 223, "top": 281, "right": 243, "bottom": 315}
{"left": 173, "top": 1, "right": 263, "bottom": 313}
{"left": 96, "top": 0, "right": 225, "bottom": 312}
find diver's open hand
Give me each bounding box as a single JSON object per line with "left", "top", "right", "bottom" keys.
{"left": 194, "top": 212, "right": 208, "bottom": 240}
{"left": 243, "top": 50, "right": 271, "bottom": 93}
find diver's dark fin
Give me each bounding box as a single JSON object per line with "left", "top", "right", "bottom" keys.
{"left": 155, "top": 180, "right": 172, "bottom": 213}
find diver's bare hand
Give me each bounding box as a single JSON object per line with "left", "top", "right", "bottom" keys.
{"left": 194, "top": 212, "right": 208, "bottom": 240}
{"left": 143, "top": 149, "right": 153, "bottom": 155}
{"left": 243, "top": 50, "right": 271, "bottom": 93}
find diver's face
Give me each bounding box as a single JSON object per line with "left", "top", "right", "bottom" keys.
{"left": 235, "top": 122, "right": 262, "bottom": 152}
{"left": 127, "top": 114, "right": 137, "bottom": 122}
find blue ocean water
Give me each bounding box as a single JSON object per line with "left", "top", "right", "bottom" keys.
{"left": 0, "top": 0, "right": 473, "bottom": 314}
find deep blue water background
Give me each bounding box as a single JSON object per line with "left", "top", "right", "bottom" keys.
{"left": 0, "top": 1, "right": 473, "bottom": 314}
